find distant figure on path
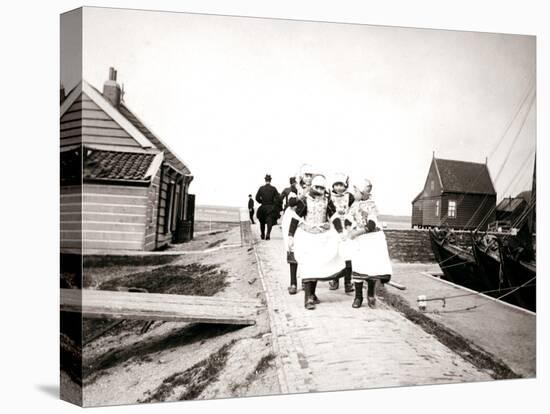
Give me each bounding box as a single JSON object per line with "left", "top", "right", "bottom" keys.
{"left": 255, "top": 174, "right": 280, "bottom": 240}
{"left": 248, "top": 194, "right": 255, "bottom": 224}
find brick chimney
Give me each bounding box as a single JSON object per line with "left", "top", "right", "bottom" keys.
{"left": 103, "top": 67, "right": 122, "bottom": 107}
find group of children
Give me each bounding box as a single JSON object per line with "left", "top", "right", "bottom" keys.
{"left": 281, "top": 164, "right": 393, "bottom": 310}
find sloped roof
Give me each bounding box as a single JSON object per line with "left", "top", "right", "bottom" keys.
{"left": 60, "top": 145, "right": 159, "bottom": 185}
{"left": 496, "top": 197, "right": 526, "bottom": 213}
{"left": 412, "top": 191, "right": 423, "bottom": 203}
{"left": 118, "top": 104, "right": 191, "bottom": 175}
{"left": 434, "top": 158, "right": 496, "bottom": 195}
{"left": 61, "top": 81, "right": 192, "bottom": 176}
{"left": 83, "top": 147, "right": 156, "bottom": 181}
{"left": 516, "top": 190, "right": 532, "bottom": 204}
{"left": 61, "top": 82, "right": 154, "bottom": 149}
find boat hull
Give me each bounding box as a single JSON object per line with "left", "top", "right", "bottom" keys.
{"left": 499, "top": 248, "right": 536, "bottom": 312}
{"left": 429, "top": 230, "right": 484, "bottom": 291}
{"left": 472, "top": 241, "right": 508, "bottom": 293}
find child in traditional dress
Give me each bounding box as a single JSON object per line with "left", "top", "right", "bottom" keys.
{"left": 346, "top": 179, "right": 392, "bottom": 308}
{"left": 287, "top": 175, "right": 344, "bottom": 310}
{"left": 328, "top": 173, "right": 355, "bottom": 293}
{"left": 282, "top": 164, "right": 315, "bottom": 295}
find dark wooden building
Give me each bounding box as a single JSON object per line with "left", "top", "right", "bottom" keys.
{"left": 491, "top": 190, "right": 531, "bottom": 230}
{"left": 411, "top": 156, "right": 496, "bottom": 230}
{"left": 60, "top": 68, "right": 194, "bottom": 252}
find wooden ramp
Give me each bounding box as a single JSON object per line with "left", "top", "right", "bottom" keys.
{"left": 61, "top": 289, "right": 263, "bottom": 326}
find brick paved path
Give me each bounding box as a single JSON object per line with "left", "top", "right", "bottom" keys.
{"left": 252, "top": 224, "right": 492, "bottom": 394}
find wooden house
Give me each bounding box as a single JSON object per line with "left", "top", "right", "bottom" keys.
{"left": 60, "top": 68, "right": 194, "bottom": 252}
{"left": 491, "top": 190, "right": 531, "bottom": 230}
{"left": 411, "top": 155, "right": 496, "bottom": 230}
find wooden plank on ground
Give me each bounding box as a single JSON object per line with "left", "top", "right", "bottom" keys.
{"left": 60, "top": 289, "right": 262, "bottom": 326}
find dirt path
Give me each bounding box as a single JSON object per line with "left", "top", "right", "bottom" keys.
{"left": 253, "top": 224, "right": 493, "bottom": 393}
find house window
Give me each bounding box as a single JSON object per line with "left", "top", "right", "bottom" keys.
{"left": 448, "top": 200, "right": 457, "bottom": 218}
{"left": 430, "top": 180, "right": 434, "bottom": 191}
{"left": 435, "top": 200, "right": 439, "bottom": 217}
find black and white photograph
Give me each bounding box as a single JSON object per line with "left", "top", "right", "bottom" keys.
{"left": 3, "top": 1, "right": 547, "bottom": 412}
{"left": 57, "top": 5, "right": 540, "bottom": 407}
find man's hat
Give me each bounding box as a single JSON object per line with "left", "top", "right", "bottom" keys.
{"left": 264, "top": 174, "right": 272, "bottom": 181}
{"left": 289, "top": 176, "right": 297, "bottom": 184}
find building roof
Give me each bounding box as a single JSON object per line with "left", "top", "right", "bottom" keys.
{"left": 496, "top": 197, "right": 526, "bottom": 213}
{"left": 83, "top": 147, "right": 156, "bottom": 182}
{"left": 118, "top": 104, "right": 191, "bottom": 175}
{"left": 412, "top": 191, "right": 423, "bottom": 204}
{"left": 60, "top": 145, "right": 161, "bottom": 185}
{"left": 434, "top": 158, "right": 496, "bottom": 195}
{"left": 516, "top": 190, "right": 532, "bottom": 204}
{"left": 61, "top": 80, "right": 192, "bottom": 176}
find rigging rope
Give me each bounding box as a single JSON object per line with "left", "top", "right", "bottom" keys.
{"left": 438, "top": 79, "right": 535, "bottom": 228}
{"left": 473, "top": 151, "right": 535, "bottom": 232}
{"left": 493, "top": 91, "right": 536, "bottom": 185}
{"left": 432, "top": 151, "right": 535, "bottom": 269}
{"left": 420, "top": 276, "right": 536, "bottom": 314}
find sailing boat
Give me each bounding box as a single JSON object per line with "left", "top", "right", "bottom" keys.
{"left": 504, "top": 157, "right": 536, "bottom": 310}
{"left": 497, "top": 159, "right": 536, "bottom": 311}
{"left": 429, "top": 79, "right": 536, "bottom": 311}
{"left": 429, "top": 228, "right": 486, "bottom": 292}
{"left": 471, "top": 157, "right": 536, "bottom": 311}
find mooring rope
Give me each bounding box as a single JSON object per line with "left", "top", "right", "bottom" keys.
{"left": 419, "top": 276, "right": 536, "bottom": 314}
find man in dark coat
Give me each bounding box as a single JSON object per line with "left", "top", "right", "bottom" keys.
{"left": 248, "top": 194, "right": 255, "bottom": 224}
{"left": 255, "top": 174, "right": 280, "bottom": 240}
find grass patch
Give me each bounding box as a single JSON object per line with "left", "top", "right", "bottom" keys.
{"left": 83, "top": 324, "right": 241, "bottom": 385}
{"left": 377, "top": 285, "right": 521, "bottom": 380}
{"left": 83, "top": 254, "right": 178, "bottom": 269}
{"left": 82, "top": 319, "right": 143, "bottom": 345}
{"left": 97, "top": 263, "right": 228, "bottom": 296}
{"left": 229, "top": 351, "right": 276, "bottom": 395}
{"left": 82, "top": 263, "right": 229, "bottom": 349}
{"left": 246, "top": 353, "right": 276, "bottom": 381}
{"left": 140, "top": 340, "right": 237, "bottom": 402}
{"left": 60, "top": 333, "right": 82, "bottom": 386}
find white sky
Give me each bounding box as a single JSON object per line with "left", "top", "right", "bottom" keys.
{"left": 61, "top": 7, "right": 536, "bottom": 216}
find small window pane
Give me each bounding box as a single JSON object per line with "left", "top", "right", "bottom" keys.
{"left": 448, "top": 200, "right": 456, "bottom": 218}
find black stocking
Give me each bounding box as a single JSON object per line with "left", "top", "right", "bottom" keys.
{"left": 367, "top": 280, "right": 376, "bottom": 297}
{"left": 289, "top": 263, "right": 298, "bottom": 286}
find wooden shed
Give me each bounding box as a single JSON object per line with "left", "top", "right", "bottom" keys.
{"left": 491, "top": 190, "right": 531, "bottom": 230}
{"left": 411, "top": 155, "right": 496, "bottom": 230}
{"left": 60, "top": 68, "right": 194, "bottom": 252}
